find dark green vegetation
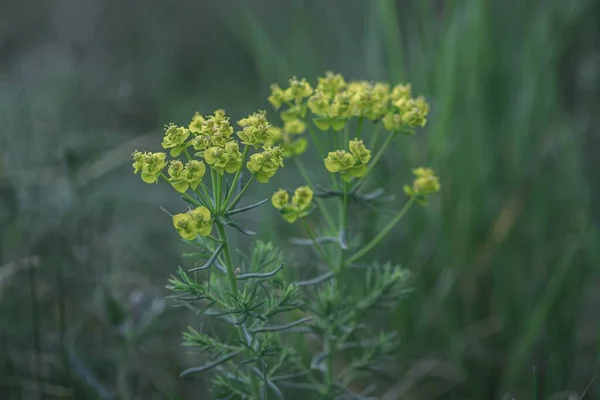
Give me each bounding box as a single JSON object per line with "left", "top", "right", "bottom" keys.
{"left": 1, "top": 0, "right": 599, "bottom": 399}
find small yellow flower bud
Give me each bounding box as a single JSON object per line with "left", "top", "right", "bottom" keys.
{"left": 271, "top": 189, "right": 289, "bottom": 209}
{"left": 307, "top": 91, "right": 330, "bottom": 117}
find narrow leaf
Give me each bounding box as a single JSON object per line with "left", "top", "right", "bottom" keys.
{"left": 250, "top": 317, "right": 313, "bottom": 334}
{"left": 236, "top": 263, "right": 284, "bottom": 280}
{"left": 295, "top": 272, "right": 335, "bottom": 287}
{"left": 180, "top": 352, "right": 241, "bottom": 377}
{"left": 188, "top": 244, "right": 224, "bottom": 272}
{"left": 227, "top": 198, "right": 269, "bottom": 216}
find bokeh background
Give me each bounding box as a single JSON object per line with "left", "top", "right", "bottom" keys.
{"left": 1, "top": 0, "right": 599, "bottom": 399}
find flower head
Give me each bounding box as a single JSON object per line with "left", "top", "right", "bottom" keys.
{"left": 268, "top": 84, "right": 286, "bottom": 109}
{"left": 271, "top": 189, "right": 289, "bottom": 209}
{"left": 204, "top": 142, "right": 243, "bottom": 175}
{"left": 132, "top": 151, "right": 166, "bottom": 184}
{"left": 172, "top": 206, "right": 213, "bottom": 240}
{"left": 275, "top": 186, "right": 314, "bottom": 223}
{"left": 283, "top": 77, "right": 313, "bottom": 103}
{"left": 236, "top": 110, "right": 272, "bottom": 146}
{"left": 316, "top": 72, "right": 346, "bottom": 99}
{"left": 247, "top": 146, "right": 284, "bottom": 183}
{"left": 161, "top": 124, "right": 190, "bottom": 157}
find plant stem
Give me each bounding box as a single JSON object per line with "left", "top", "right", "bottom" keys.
{"left": 215, "top": 223, "right": 238, "bottom": 295}
{"left": 306, "top": 122, "right": 327, "bottom": 161}
{"left": 294, "top": 158, "right": 336, "bottom": 231}
{"left": 337, "top": 182, "right": 349, "bottom": 273}
{"left": 356, "top": 117, "right": 364, "bottom": 139}
{"left": 368, "top": 123, "right": 381, "bottom": 150}
{"left": 215, "top": 222, "right": 262, "bottom": 399}
{"left": 225, "top": 175, "right": 255, "bottom": 214}
{"left": 300, "top": 219, "right": 332, "bottom": 267}
{"left": 351, "top": 131, "right": 397, "bottom": 193}
{"left": 346, "top": 197, "right": 415, "bottom": 265}
{"left": 325, "top": 330, "right": 334, "bottom": 397}
{"left": 223, "top": 146, "right": 250, "bottom": 211}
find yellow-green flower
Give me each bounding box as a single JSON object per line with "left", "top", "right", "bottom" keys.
{"left": 390, "top": 83, "right": 412, "bottom": 102}
{"left": 348, "top": 139, "right": 371, "bottom": 164}
{"left": 132, "top": 151, "right": 166, "bottom": 184}
{"left": 324, "top": 150, "right": 356, "bottom": 173}
{"left": 277, "top": 186, "right": 314, "bottom": 223}
{"left": 204, "top": 142, "right": 242, "bottom": 175}
{"left": 190, "top": 206, "right": 213, "bottom": 237}
{"left": 268, "top": 84, "right": 286, "bottom": 109}
{"left": 188, "top": 112, "right": 205, "bottom": 134}
{"left": 411, "top": 167, "right": 440, "bottom": 195}
{"left": 292, "top": 186, "right": 313, "bottom": 210}
{"left": 271, "top": 189, "right": 289, "bottom": 209}
{"left": 281, "top": 137, "right": 308, "bottom": 158}
{"left": 236, "top": 110, "right": 271, "bottom": 146}
{"left": 198, "top": 109, "right": 234, "bottom": 142}
{"left": 182, "top": 160, "right": 206, "bottom": 190}
{"left": 401, "top": 96, "right": 429, "bottom": 128}
{"left": 283, "top": 77, "right": 313, "bottom": 103}
{"left": 316, "top": 72, "right": 346, "bottom": 99}
{"left": 172, "top": 212, "right": 196, "bottom": 240}
{"left": 191, "top": 135, "right": 211, "bottom": 152}
{"left": 283, "top": 119, "right": 305, "bottom": 135}
{"left": 161, "top": 124, "right": 190, "bottom": 157}
{"left": 247, "top": 146, "right": 284, "bottom": 183}
{"left": 382, "top": 112, "right": 403, "bottom": 132}
{"left": 324, "top": 146, "right": 369, "bottom": 182}
{"left": 167, "top": 160, "right": 188, "bottom": 193}
{"left": 307, "top": 91, "right": 330, "bottom": 116}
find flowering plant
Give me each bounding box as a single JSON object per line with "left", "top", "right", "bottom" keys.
{"left": 132, "top": 72, "right": 439, "bottom": 399}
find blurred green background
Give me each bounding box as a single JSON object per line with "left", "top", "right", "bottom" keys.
{"left": 1, "top": 0, "right": 599, "bottom": 399}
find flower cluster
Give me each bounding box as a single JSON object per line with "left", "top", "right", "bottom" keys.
{"left": 172, "top": 206, "right": 213, "bottom": 240}
{"left": 324, "top": 139, "right": 371, "bottom": 182}
{"left": 247, "top": 146, "right": 284, "bottom": 183}
{"left": 132, "top": 151, "right": 167, "bottom": 183}
{"left": 403, "top": 167, "right": 441, "bottom": 200}
{"left": 166, "top": 159, "right": 206, "bottom": 193}
{"left": 271, "top": 186, "right": 314, "bottom": 223}
{"left": 269, "top": 71, "right": 430, "bottom": 134}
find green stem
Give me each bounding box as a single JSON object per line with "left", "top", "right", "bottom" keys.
{"left": 300, "top": 219, "right": 332, "bottom": 268}
{"left": 216, "top": 222, "right": 262, "bottom": 400}
{"left": 294, "top": 158, "right": 336, "bottom": 231}
{"left": 305, "top": 122, "right": 326, "bottom": 161}
{"left": 368, "top": 123, "right": 381, "bottom": 150}
{"left": 325, "top": 331, "right": 334, "bottom": 397}
{"left": 223, "top": 146, "right": 250, "bottom": 211}
{"left": 337, "top": 182, "right": 349, "bottom": 273}
{"left": 351, "top": 132, "right": 397, "bottom": 193}
{"left": 199, "top": 182, "right": 214, "bottom": 209}
{"left": 346, "top": 197, "right": 415, "bottom": 265}
{"left": 215, "top": 223, "right": 237, "bottom": 293}
{"left": 225, "top": 175, "right": 255, "bottom": 214}
{"left": 356, "top": 117, "right": 364, "bottom": 139}
{"left": 216, "top": 173, "right": 223, "bottom": 210}
{"left": 211, "top": 169, "right": 217, "bottom": 206}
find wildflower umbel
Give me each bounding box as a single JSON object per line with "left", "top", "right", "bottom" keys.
{"left": 130, "top": 72, "right": 440, "bottom": 399}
